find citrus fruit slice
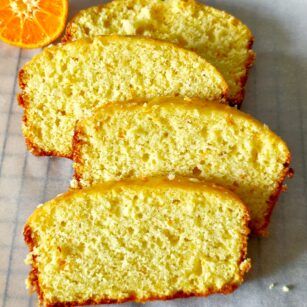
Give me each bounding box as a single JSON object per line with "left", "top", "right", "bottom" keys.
{"left": 0, "top": 0, "right": 68, "bottom": 48}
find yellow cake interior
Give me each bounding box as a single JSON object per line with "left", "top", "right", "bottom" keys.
{"left": 64, "top": 0, "right": 255, "bottom": 102}
{"left": 20, "top": 36, "right": 227, "bottom": 157}
{"left": 25, "top": 178, "right": 250, "bottom": 305}
{"left": 73, "top": 97, "right": 290, "bottom": 234}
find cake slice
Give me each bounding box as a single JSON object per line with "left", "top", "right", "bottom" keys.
{"left": 18, "top": 35, "right": 227, "bottom": 158}
{"left": 24, "top": 177, "right": 251, "bottom": 306}
{"left": 72, "top": 96, "right": 292, "bottom": 235}
{"left": 62, "top": 0, "right": 255, "bottom": 105}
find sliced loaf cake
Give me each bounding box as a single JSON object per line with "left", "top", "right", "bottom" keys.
{"left": 19, "top": 36, "right": 227, "bottom": 158}
{"left": 63, "top": 0, "right": 255, "bottom": 105}
{"left": 72, "top": 96, "right": 291, "bottom": 235}
{"left": 24, "top": 177, "right": 250, "bottom": 306}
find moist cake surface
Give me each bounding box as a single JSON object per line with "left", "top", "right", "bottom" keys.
{"left": 72, "top": 97, "right": 291, "bottom": 235}
{"left": 63, "top": 0, "right": 255, "bottom": 104}
{"left": 24, "top": 177, "right": 250, "bottom": 306}
{"left": 19, "top": 35, "right": 227, "bottom": 158}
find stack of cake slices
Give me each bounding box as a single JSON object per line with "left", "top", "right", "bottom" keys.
{"left": 20, "top": 1, "right": 292, "bottom": 306}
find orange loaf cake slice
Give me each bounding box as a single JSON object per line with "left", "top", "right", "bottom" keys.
{"left": 24, "top": 177, "right": 250, "bottom": 306}
{"left": 72, "top": 96, "right": 292, "bottom": 235}
{"left": 18, "top": 35, "right": 227, "bottom": 158}
{"left": 63, "top": 0, "right": 255, "bottom": 105}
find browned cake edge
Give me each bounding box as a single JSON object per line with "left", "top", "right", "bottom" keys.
{"left": 230, "top": 37, "right": 255, "bottom": 107}
{"left": 18, "top": 72, "right": 73, "bottom": 159}
{"left": 71, "top": 124, "right": 90, "bottom": 185}
{"left": 252, "top": 159, "right": 293, "bottom": 236}
{"left": 61, "top": 20, "right": 74, "bottom": 43}
{"left": 62, "top": 1, "right": 256, "bottom": 106}
{"left": 24, "top": 179, "right": 251, "bottom": 306}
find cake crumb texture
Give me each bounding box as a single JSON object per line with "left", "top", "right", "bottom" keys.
{"left": 63, "top": 0, "right": 255, "bottom": 104}
{"left": 24, "top": 177, "right": 250, "bottom": 306}
{"left": 19, "top": 35, "right": 227, "bottom": 158}
{"left": 72, "top": 97, "right": 291, "bottom": 235}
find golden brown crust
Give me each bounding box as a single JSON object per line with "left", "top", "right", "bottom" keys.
{"left": 19, "top": 68, "right": 73, "bottom": 158}
{"left": 71, "top": 124, "right": 85, "bottom": 186}
{"left": 24, "top": 180, "right": 251, "bottom": 307}
{"left": 18, "top": 69, "right": 27, "bottom": 91}
{"left": 20, "top": 94, "right": 73, "bottom": 158}
{"left": 251, "top": 156, "right": 293, "bottom": 236}
{"left": 229, "top": 36, "right": 256, "bottom": 107}
{"left": 24, "top": 133, "right": 72, "bottom": 159}
{"left": 24, "top": 225, "right": 43, "bottom": 303}
{"left": 17, "top": 93, "right": 26, "bottom": 108}
{"left": 61, "top": 23, "right": 72, "bottom": 43}
{"left": 43, "top": 286, "right": 240, "bottom": 307}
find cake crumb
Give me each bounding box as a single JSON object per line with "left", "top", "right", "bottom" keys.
{"left": 167, "top": 173, "right": 175, "bottom": 180}
{"left": 24, "top": 253, "right": 33, "bottom": 265}
{"left": 269, "top": 283, "right": 275, "bottom": 290}
{"left": 282, "top": 285, "right": 290, "bottom": 292}
{"left": 70, "top": 178, "right": 78, "bottom": 189}
{"left": 189, "top": 178, "right": 200, "bottom": 183}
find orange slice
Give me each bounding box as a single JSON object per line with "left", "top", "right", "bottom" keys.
{"left": 0, "top": 0, "right": 68, "bottom": 48}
